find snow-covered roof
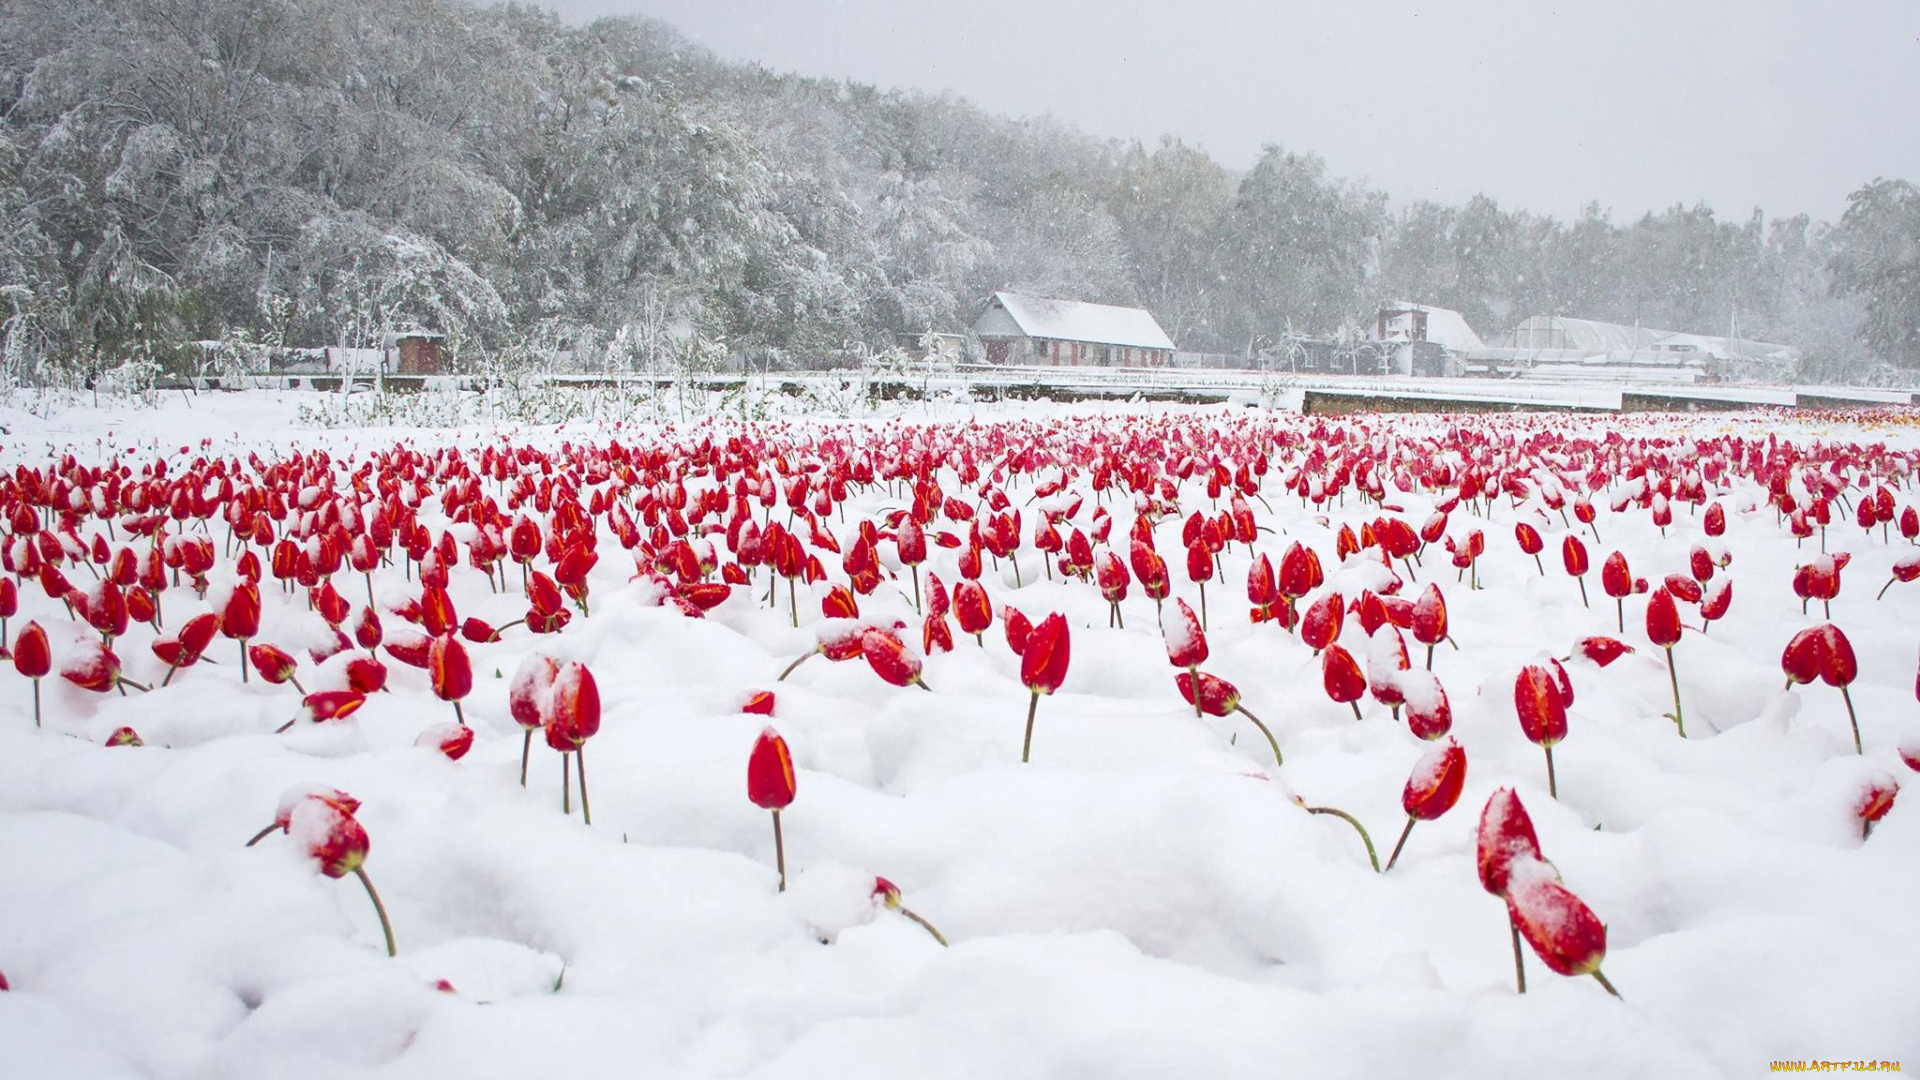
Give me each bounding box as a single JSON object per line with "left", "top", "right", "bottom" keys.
{"left": 1378, "top": 302, "right": 1485, "bottom": 352}
{"left": 977, "top": 292, "right": 1176, "bottom": 351}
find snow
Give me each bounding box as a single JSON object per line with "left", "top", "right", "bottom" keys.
{"left": 0, "top": 391, "right": 1918, "bottom": 1078}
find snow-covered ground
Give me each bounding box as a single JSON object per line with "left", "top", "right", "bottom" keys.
{"left": 1, "top": 391, "right": 1916, "bottom": 1079}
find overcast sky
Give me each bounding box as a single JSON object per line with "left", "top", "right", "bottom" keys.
{"left": 535, "top": 0, "right": 1919, "bottom": 223}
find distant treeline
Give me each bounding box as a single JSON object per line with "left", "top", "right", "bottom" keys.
{"left": 0, "top": 0, "right": 1914, "bottom": 383}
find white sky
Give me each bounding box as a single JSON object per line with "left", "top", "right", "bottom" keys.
{"left": 537, "top": 0, "right": 1920, "bottom": 223}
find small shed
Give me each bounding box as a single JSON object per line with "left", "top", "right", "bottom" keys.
{"left": 386, "top": 330, "right": 445, "bottom": 375}
{"left": 972, "top": 292, "right": 1176, "bottom": 367}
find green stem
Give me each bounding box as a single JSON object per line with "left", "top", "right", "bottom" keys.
{"left": 777, "top": 650, "right": 816, "bottom": 682}
{"left": 562, "top": 751, "right": 572, "bottom": 816}
{"left": 520, "top": 729, "right": 532, "bottom": 787}
{"left": 1305, "top": 804, "right": 1380, "bottom": 872}
{"left": 772, "top": 808, "right": 786, "bottom": 892}
{"left": 353, "top": 866, "right": 397, "bottom": 957}
{"left": 1233, "top": 705, "right": 1283, "bottom": 766}
{"left": 1840, "top": 684, "right": 1862, "bottom": 754}
{"left": 1545, "top": 745, "right": 1558, "bottom": 799}
{"left": 900, "top": 906, "right": 949, "bottom": 946}
{"left": 1591, "top": 969, "right": 1622, "bottom": 999}
{"left": 244, "top": 823, "right": 278, "bottom": 847}
{"left": 576, "top": 743, "right": 592, "bottom": 825}
{"left": 1511, "top": 918, "right": 1528, "bottom": 994}
{"left": 1021, "top": 691, "right": 1040, "bottom": 763}
{"left": 1576, "top": 575, "right": 1588, "bottom": 608}
{"left": 1664, "top": 645, "right": 1686, "bottom": 738}
{"left": 1385, "top": 816, "right": 1416, "bottom": 871}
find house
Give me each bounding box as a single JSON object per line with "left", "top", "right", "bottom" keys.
{"left": 1373, "top": 302, "right": 1483, "bottom": 376}
{"left": 972, "top": 292, "right": 1176, "bottom": 367}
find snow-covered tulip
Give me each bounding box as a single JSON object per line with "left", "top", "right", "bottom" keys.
{"left": 861, "top": 628, "right": 929, "bottom": 691}
{"left": 871, "top": 876, "right": 948, "bottom": 946}
{"left": 1162, "top": 597, "right": 1208, "bottom": 716}
{"left": 105, "top": 725, "right": 143, "bottom": 747}
{"left": 1901, "top": 731, "right": 1920, "bottom": 774}
{"left": 1299, "top": 591, "right": 1343, "bottom": 655}
{"left": 61, "top": 642, "right": 143, "bottom": 694}
{"left": 1018, "top": 613, "right": 1070, "bottom": 763}
{"left": 1818, "top": 624, "right": 1862, "bottom": 754}
{"left": 1477, "top": 787, "right": 1546, "bottom": 993}
{"left": 1387, "top": 737, "right": 1466, "bottom": 871}
{"left": 742, "top": 689, "right": 776, "bottom": 716}
{"left": 1320, "top": 643, "right": 1367, "bottom": 721}
{"left": 747, "top": 727, "right": 797, "bottom": 891}
{"left": 14, "top": 620, "right": 49, "bottom": 726}
{"left": 1506, "top": 859, "right": 1621, "bottom": 997}
{"left": 545, "top": 662, "right": 602, "bottom": 823}
{"left": 1400, "top": 668, "right": 1453, "bottom": 740}
{"left": 1410, "top": 583, "right": 1447, "bottom": 668}
{"left": 1876, "top": 552, "right": 1920, "bottom": 601}
{"left": 509, "top": 654, "right": 559, "bottom": 786}
{"left": 287, "top": 796, "right": 395, "bottom": 956}
{"left": 1857, "top": 775, "right": 1898, "bottom": 840}
{"left": 953, "top": 579, "right": 992, "bottom": 645}
{"left": 1515, "top": 664, "right": 1569, "bottom": 797}
{"left": 428, "top": 633, "right": 473, "bottom": 726}
{"left": 1095, "top": 550, "right": 1130, "bottom": 628}
{"left": 417, "top": 721, "right": 474, "bottom": 761}
{"left": 1176, "top": 670, "right": 1282, "bottom": 766}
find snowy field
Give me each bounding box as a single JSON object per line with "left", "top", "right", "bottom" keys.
{"left": 1, "top": 391, "right": 1917, "bottom": 1079}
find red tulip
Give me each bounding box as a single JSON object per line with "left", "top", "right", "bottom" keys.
{"left": 105, "top": 725, "right": 144, "bottom": 747}
{"left": 354, "top": 606, "right": 384, "bottom": 649}
{"left": 748, "top": 727, "right": 797, "bottom": 891}
{"left": 862, "top": 628, "right": 928, "bottom": 690}
{"left": 249, "top": 643, "right": 305, "bottom": 692}
{"left": 1699, "top": 578, "right": 1732, "bottom": 626}
{"left": 13, "top": 619, "right": 48, "bottom": 726}
{"left": 1562, "top": 535, "right": 1590, "bottom": 607}
{"left": 61, "top": 642, "right": 130, "bottom": 694}
{"left": 1161, "top": 597, "right": 1208, "bottom": 669}
{"left": 1410, "top": 583, "right": 1447, "bottom": 665}
{"left": 1300, "top": 591, "right": 1344, "bottom": 654}
{"left": 953, "top": 579, "right": 992, "bottom": 643}
{"left": 1476, "top": 787, "right": 1543, "bottom": 897}
{"left": 1176, "top": 670, "right": 1282, "bottom": 765}
{"left": 1003, "top": 605, "right": 1032, "bottom": 656}
{"left": 1569, "top": 636, "right": 1633, "bottom": 668}
{"left": 1018, "top": 613, "right": 1071, "bottom": 763}
{"left": 1515, "top": 662, "right": 1568, "bottom": 796}
{"left": 1703, "top": 501, "right": 1726, "bottom": 536}
{"left": 1388, "top": 736, "right": 1467, "bottom": 870}
{"left": 1897, "top": 732, "right": 1920, "bottom": 774}
{"left": 345, "top": 657, "right": 387, "bottom": 695}
{"left": 743, "top": 689, "right": 776, "bottom": 716}
{"left": 509, "top": 654, "right": 559, "bottom": 785}
{"left": 1095, "top": 551, "right": 1129, "bottom": 627}
{"left": 1400, "top": 668, "right": 1452, "bottom": 740}
{"left": 428, "top": 634, "right": 473, "bottom": 725}
{"left": 1506, "top": 861, "right": 1619, "bottom": 995}
{"left": 1320, "top": 643, "right": 1367, "bottom": 720}
{"left": 1514, "top": 521, "right": 1545, "bottom": 574}
{"left": 417, "top": 721, "right": 474, "bottom": 760}
{"left": 284, "top": 795, "right": 394, "bottom": 956}
{"left": 1857, "top": 774, "right": 1898, "bottom": 840}
{"left": 1782, "top": 626, "right": 1825, "bottom": 688}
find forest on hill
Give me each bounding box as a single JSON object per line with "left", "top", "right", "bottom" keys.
{"left": 1, "top": 0, "right": 1914, "bottom": 383}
